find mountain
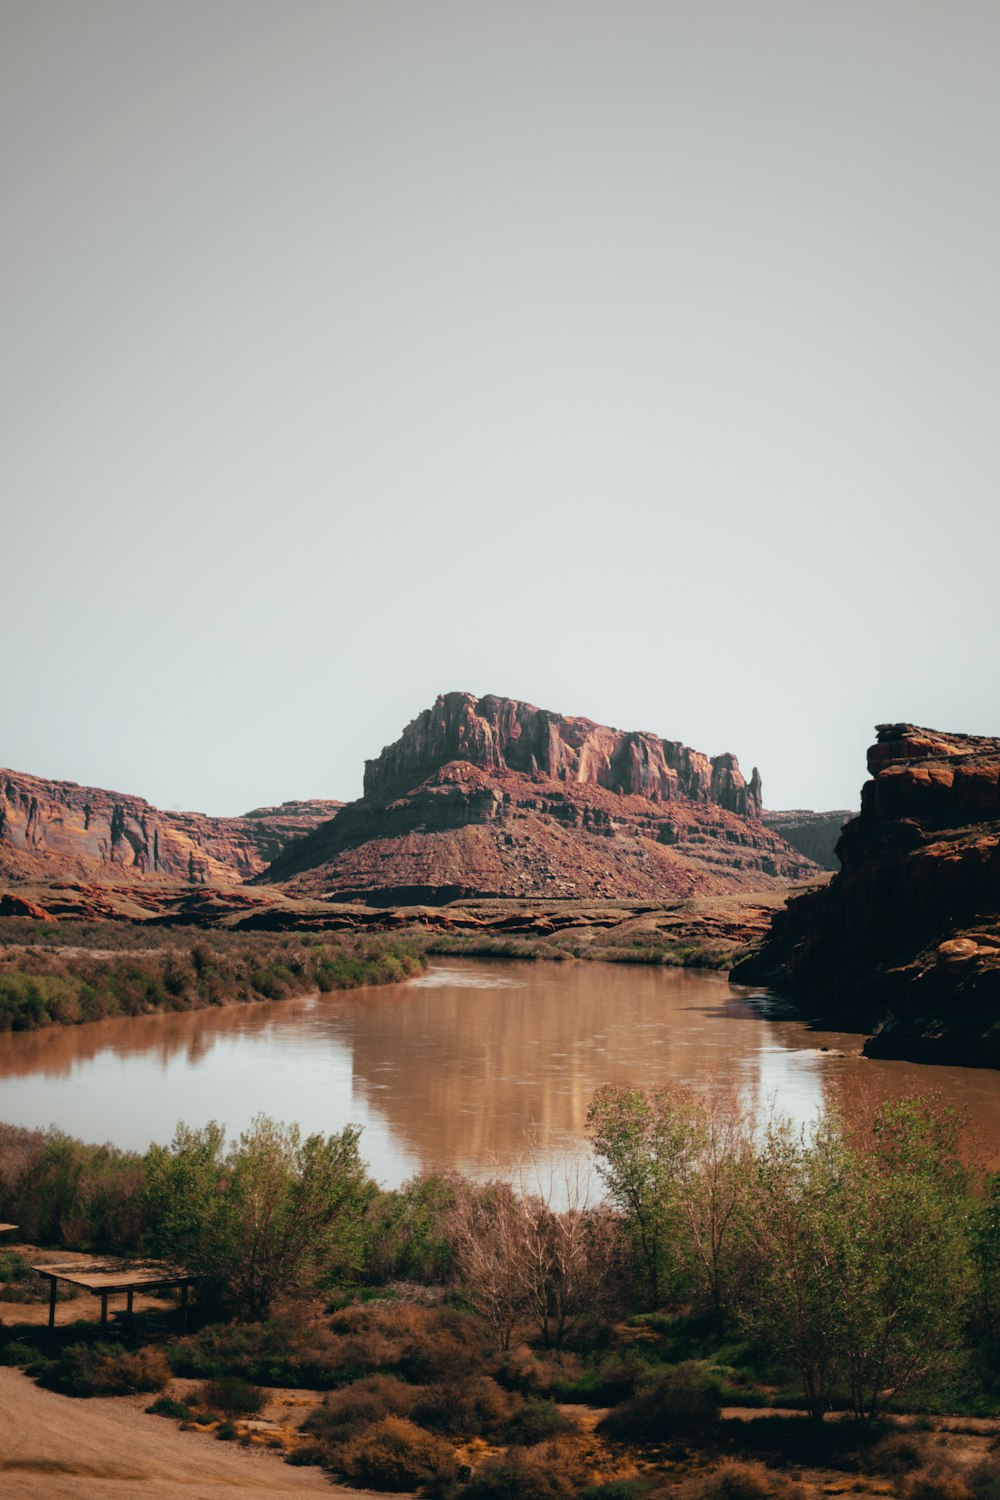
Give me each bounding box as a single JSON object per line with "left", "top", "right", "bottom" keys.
{"left": 260, "top": 691, "right": 818, "bottom": 902}
{"left": 734, "top": 723, "right": 1000, "bottom": 1064}
{"left": 761, "top": 809, "right": 856, "bottom": 870}
{"left": 0, "top": 768, "right": 342, "bottom": 886}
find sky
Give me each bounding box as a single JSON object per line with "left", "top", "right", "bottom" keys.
{"left": 3, "top": 2, "right": 998, "bottom": 816}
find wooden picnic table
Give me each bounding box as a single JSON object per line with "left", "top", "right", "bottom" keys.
{"left": 30, "top": 1258, "right": 198, "bottom": 1331}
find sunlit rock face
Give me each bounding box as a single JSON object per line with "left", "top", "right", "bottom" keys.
{"left": 0, "top": 768, "right": 341, "bottom": 886}
{"left": 363, "top": 691, "right": 764, "bottom": 817}
{"left": 262, "top": 692, "right": 816, "bottom": 903}
{"left": 735, "top": 723, "right": 1000, "bottom": 1066}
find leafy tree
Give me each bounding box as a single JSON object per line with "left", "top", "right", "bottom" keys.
{"left": 144, "top": 1115, "right": 372, "bottom": 1315}
{"left": 734, "top": 1097, "right": 976, "bottom": 1423}
{"left": 586, "top": 1083, "right": 701, "bottom": 1305}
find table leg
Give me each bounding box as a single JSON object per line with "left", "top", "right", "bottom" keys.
{"left": 100, "top": 1291, "right": 108, "bottom": 1328}
{"left": 48, "top": 1277, "right": 57, "bottom": 1329}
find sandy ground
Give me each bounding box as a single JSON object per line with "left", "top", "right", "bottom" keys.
{"left": 0, "top": 1366, "right": 411, "bottom": 1500}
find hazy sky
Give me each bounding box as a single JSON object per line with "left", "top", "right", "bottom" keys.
{"left": 3, "top": 2, "right": 998, "bottom": 815}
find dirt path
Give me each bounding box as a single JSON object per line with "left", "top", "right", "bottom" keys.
{"left": 0, "top": 1368, "right": 408, "bottom": 1500}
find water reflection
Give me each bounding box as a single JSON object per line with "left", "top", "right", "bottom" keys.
{"left": 1, "top": 961, "right": 999, "bottom": 1185}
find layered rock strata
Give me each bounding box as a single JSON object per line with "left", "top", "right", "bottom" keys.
{"left": 734, "top": 724, "right": 1000, "bottom": 1065}
{"left": 262, "top": 692, "right": 816, "bottom": 903}
{"left": 0, "top": 768, "right": 341, "bottom": 886}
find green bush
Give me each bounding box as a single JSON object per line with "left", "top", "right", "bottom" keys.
{"left": 0, "top": 1339, "right": 43, "bottom": 1367}
{"left": 200, "top": 1374, "right": 265, "bottom": 1414}
{"left": 42, "top": 1341, "right": 170, "bottom": 1397}
{"left": 503, "top": 1398, "right": 573, "bottom": 1445}
{"left": 147, "top": 1395, "right": 192, "bottom": 1419}
{"left": 598, "top": 1362, "right": 720, "bottom": 1443}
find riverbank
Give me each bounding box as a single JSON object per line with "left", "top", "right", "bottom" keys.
{"left": 0, "top": 927, "right": 425, "bottom": 1032}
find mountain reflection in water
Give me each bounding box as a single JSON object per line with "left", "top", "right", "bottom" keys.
{"left": 2, "top": 960, "right": 1000, "bottom": 1185}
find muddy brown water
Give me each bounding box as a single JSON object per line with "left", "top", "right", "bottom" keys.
{"left": 2, "top": 960, "right": 1000, "bottom": 1186}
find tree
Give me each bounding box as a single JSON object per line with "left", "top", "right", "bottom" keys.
{"left": 734, "top": 1115, "right": 846, "bottom": 1422}
{"left": 513, "top": 1161, "right": 625, "bottom": 1347}
{"left": 833, "top": 1097, "right": 976, "bottom": 1422}
{"left": 677, "top": 1087, "right": 757, "bottom": 1320}
{"left": 733, "top": 1097, "right": 977, "bottom": 1423}
{"left": 586, "top": 1083, "right": 701, "bottom": 1306}
{"left": 144, "top": 1115, "right": 372, "bottom": 1315}
{"left": 448, "top": 1180, "right": 525, "bottom": 1349}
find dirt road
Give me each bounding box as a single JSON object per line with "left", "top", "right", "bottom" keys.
{"left": 0, "top": 1367, "right": 404, "bottom": 1500}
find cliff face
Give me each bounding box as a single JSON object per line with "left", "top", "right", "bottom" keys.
{"left": 364, "top": 692, "right": 764, "bottom": 818}
{"left": 0, "top": 769, "right": 342, "bottom": 886}
{"left": 734, "top": 723, "right": 1000, "bottom": 1064}
{"left": 762, "top": 809, "right": 855, "bottom": 870}
{"left": 262, "top": 693, "right": 815, "bottom": 903}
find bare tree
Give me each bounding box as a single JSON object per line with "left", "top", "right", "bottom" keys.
{"left": 448, "top": 1180, "right": 527, "bottom": 1350}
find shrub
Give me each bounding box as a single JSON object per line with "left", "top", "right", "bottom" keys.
{"left": 326, "top": 1300, "right": 487, "bottom": 1382}
{"left": 0, "top": 1340, "right": 43, "bottom": 1367}
{"left": 43, "top": 1342, "right": 170, "bottom": 1397}
{"left": 899, "top": 1468, "right": 973, "bottom": 1500}
{"left": 598, "top": 1362, "right": 720, "bottom": 1443}
{"left": 498, "top": 1344, "right": 583, "bottom": 1397}
{"left": 200, "top": 1374, "right": 265, "bottom": 1414}
{"left": 586, "top": 1351, "right": 652, "bottom": 1404}
{"left": 463, "top": 1437, "right": 590, "bottom": 1500}
{"left": 147, "top": 1396, "right": 192, "bottom": 1419}
{"left": 686, "top": 1460, "right": 809, "bottom": 1500}
{"left": 865, "top": 1432, "right": 929, "bottom": 1476}
{"left": 503, "top": 1398, "right": 573, "bottom": 1445}
{"left": 581, "top": 1484, "right": 652, "bottom": 1500}
{"left": 968, "top": 1461, "right": 1000, "bottom": 1500}
{"left": 410, "top": 1375, "right": 517, "bottom": 1440}
{"left": 305, "top": 1376, "right": 417, "bottom": 1446}
{"left": 334, "top": 1416, "right": 458, "bottom": 1491}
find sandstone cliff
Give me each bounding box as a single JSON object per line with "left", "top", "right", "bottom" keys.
{"left": 734, "top": 724, "right": 1000, "bottom": 1064}
{"left": 261, "top": 692, "right": 816, "bottom": 903}
{"left": 0, "top": 768, "right": 341, "bottom": 886}
{"left": 762, "top": 809, "right": 855, "bottom": 870}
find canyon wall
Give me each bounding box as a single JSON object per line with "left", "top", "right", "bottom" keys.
{"left": 0, "top": 768, "right": 341, "bottom": 886}
{"left": 734, "top": 723, "right": 1000, "bottom": 1065}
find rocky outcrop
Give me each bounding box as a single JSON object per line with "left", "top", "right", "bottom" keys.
{"left": 0, "top": 769, "right": 341, "bottom": 886}
{"left": 262, "top": 693, "right": 816, "bottom": 903}
{"left": 364, "top": 693, "right": 764, "bottom": 818}
{"left": 762, "top": 809, "right": 855, "bottom": 870}
{"left": 734, "top": 723, "right": 1000, "bottom": 1065}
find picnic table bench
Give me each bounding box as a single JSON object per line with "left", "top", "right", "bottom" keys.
{"left": 30, "top": 1258, "right": 198, "bottom": 1331}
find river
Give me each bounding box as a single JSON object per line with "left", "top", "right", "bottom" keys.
{"left": 2, "top": 959, "right": 1000, "bottom": 1186}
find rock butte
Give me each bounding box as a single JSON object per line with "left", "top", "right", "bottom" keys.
{"left": 260, "top": 691, "right": 819, "bottom": 902}
{"left": 734, "top": 722, "right": 1000, "bottom": 1066}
